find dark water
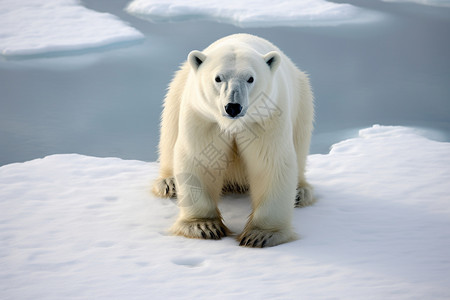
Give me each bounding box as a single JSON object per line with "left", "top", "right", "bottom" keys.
{"left": 0, "top": 0, "right": 449, "bottom": 166}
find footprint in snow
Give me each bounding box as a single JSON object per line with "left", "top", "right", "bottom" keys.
{"left": 171, "top": 257, "right": 205, "bottom": 268}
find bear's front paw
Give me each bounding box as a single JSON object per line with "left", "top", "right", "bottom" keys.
{"left": 152, "top": 177, "right": 176, "bottom": 198}
{"left": 171, "top": 218, "right": 230, "bottom": 240}
{"left": 295, "top": 186, "right": 315, "bottom": 208}
{"left": 238, "top": 228, "right": 296, "bottom": 248}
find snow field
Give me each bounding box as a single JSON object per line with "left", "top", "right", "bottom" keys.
{"left": 1, "top": 125, "right": 449, "bottom": 299}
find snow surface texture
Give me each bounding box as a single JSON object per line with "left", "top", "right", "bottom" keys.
{"left": 1, "top": 125, "right": 450, "bottom": 299}
{"left": 0, "top": 0, "right": 143, "bottom": 57}
{"left": 126, "top": 0, "right": 382, "bottom": 27}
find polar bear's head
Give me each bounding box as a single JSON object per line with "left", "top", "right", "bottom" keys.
{"left": 187, "top": 45, "right": 280, "bottom": 129}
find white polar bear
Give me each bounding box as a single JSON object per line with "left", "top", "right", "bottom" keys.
{"left": 153, "top": 33, "right": 314, "bottom": 247}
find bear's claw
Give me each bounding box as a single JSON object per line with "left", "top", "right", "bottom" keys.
{"left": 238, "top": 229, "right": 274, "bottom": 248}
{"left": 171, "top": 218, "right": 230, "bottom": 240}
{"left": 238, "top": 228, "right": 295, "bottom": 248}
{"left": 152, "top": 177, "right": 176, "bottom": 198}
{"left": 222, "top": 183, "right": 249, "bottom": 194}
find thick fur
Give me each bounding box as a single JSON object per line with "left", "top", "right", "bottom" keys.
{"left": 153, "top": 34, "right": 315, "bottom": 247}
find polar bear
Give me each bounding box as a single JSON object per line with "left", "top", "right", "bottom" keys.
{"left": 153, "top": 33, "right": 314, "bottom": 247}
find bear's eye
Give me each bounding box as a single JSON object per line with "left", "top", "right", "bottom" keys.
{"left": 215, "top": 76, "right": 222, "bottom": 83}
{"left": 247, "top": 76, "right": 254, "bottom": 83}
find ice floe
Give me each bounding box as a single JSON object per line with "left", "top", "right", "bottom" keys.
{"left": 1, "top": 125, "right": 449, "bottom": 299}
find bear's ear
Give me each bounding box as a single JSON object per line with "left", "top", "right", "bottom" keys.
{"left": 188, "top": 50, "right": 207, "bottom": 71}
{"left": 263, "top": 51, "right": 281, "bottom": 72}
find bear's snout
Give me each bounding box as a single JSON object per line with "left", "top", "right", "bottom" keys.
{"left": 224, "top": 103, "right": 243, "bottom": 118}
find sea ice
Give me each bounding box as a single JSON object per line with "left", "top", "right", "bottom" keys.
{"left": 126, "top": 0, "right": 383, "bottom": 27}
{"left": 0, "top": 0, "right": 144, "bottom": 57}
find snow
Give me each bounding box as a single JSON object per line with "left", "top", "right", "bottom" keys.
{"left": 0, "top": 0, "right": 143, "bottom": 57}
{"left": 1, "top": 125, "right": 450, "bottom": 299}
{"left": 126, "top": 0, "right": 382, "bottom": 28}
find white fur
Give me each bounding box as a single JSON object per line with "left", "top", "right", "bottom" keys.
{"left": 153, "top": 33, "right": 314, "bottom": 247}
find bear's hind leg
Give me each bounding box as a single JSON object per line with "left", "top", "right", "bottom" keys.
{"left": 293, "top": 72, "right": 315, "bottom": 208}
{"left": 153, "top": 65, "right": 189, "bottom": 199}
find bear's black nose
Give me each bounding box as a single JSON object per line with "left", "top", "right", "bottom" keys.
{"left": 225, "top": 103, "right": 242, "bottom": 118}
